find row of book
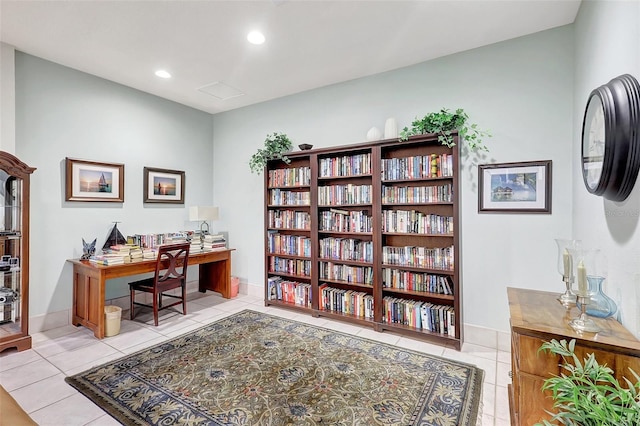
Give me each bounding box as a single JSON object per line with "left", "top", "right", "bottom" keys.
{"left": 268, "top": 166, "right": 311, "bottom": 188}
{"left": 268, "top": 256, "right": 312, "bottom": 277}
{"left": 381, "top": 183, "right": 453, "bottom": 204}
{"left": 382, "top": 268, "right": 454, "bottom": 294}
{"left": 319, "top": 261, "right": 373, "bottom": 285}
{"left": 266, "top": 152, "right": 452, "bottom": 183}
{"left": 318, "top": 184, "right": 372, "bottom": 206}
{"left": 267, "top": 233, "right": 311, "bottom": 257}
{"left": 319, "top": 284, "right": 374, "bottom": 320}
{"left": 267, "top": 210, "right": 311, "bottom": 230}
{"left": 123, "top": 232, "right": 197, "bottom": 249}
{"left": 319, "top": 209, "right": 372, "bottom": 233}
{"left": 382, "top": 245, "right": 454, "bottom": 270}
{"left": 382, "top": 210, "right": 453, "bottom": 235}
{"left": 382, "top": 296, "right": 455, "bottom": 337}
{"left": 269, "top": 189, "right": 311, "bottom": 206}
{"left": 381, "top": 154, "right": 454, "bottom": 180}
{"left": 267, "top": 277, "right": 311, "bottom": 308}
{"left": 319, "top": 153, "right": 372, "bottom": 178}
{"left": 318, "top": 237, "right": 373, "bottom": 263}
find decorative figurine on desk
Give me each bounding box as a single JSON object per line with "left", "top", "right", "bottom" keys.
{"left": 81, "top": 238, "right": 97, "bottom": 260}
{"left": 102, "top": 222, "right": 126, "bottom": 253}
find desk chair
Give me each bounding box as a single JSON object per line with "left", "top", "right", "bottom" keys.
{"left": 129, "top": 243, "right": 190, "bottom": 326}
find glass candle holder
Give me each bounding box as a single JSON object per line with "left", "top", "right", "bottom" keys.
{"left": 568, "top": 247, "right": 602, "bottom": 298}
{"left": 570, "top": 294, "right": 601, "bottom": 333}
{"left": 567, "top": 247, "right": 602, "bottom": 333}
{"left": 554, "top": 239, "right": 581, "bottom": 306}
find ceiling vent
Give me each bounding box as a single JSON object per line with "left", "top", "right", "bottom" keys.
{"left": 197, "top": 82, "right": 245, "bottom": 101}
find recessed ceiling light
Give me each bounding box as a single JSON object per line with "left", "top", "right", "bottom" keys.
{"left": 247, "top": 31, "right": 265, "bottom": 45}
{"left": 155, "top": 70, "right": 172, "bottom": 79}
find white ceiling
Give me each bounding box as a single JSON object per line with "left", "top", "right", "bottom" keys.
{"left": 1, "top": 1, "right": 581, "bottom": 115}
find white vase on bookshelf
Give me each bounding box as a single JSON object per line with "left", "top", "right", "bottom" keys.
{"left": 384, "top": 117, "right": 398, "bottom": 139}
{"left": 366, "top": 127, "right": 382, "bottom": 141}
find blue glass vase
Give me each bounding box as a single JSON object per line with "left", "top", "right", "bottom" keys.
{"left": 577, "top": 276, "right": 617, "bottom": 318}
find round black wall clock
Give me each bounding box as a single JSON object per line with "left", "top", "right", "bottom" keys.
{"left": 581, "top": 74, "right": 640, "bottom": 201}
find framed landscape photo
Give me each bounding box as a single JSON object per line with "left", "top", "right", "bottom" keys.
{"left": 478, "top": 160, "right": 552, "bottom": 214}
{"left": 144, "top": 167, "right": 185, "bottom": 204}
{"left": 65, "top": 158, "right": 124, "bottom": 202}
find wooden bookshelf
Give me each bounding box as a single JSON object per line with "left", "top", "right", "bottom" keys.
{"left": 263, "top": 134, "right": 462, "bottom": 349}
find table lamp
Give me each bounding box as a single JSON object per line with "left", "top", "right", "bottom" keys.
{"left": 189, "top": 206, "right": 219, "bottom": 247}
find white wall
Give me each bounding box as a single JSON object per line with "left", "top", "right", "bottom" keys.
{"left": 0, "top": 42, "right": 16, "bottom": 153}
{"left": 213, "top": 26, "right": 574, "bottom": 333}
{"left": 15, "top": 53, "right": 214, "bottom": 319}
{"left": 573, "top": 0, "right": 640, "bottom": 338}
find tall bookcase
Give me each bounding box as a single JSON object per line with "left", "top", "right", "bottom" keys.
{"left": 264, "top": 133, "right": 462, "bottom": 349}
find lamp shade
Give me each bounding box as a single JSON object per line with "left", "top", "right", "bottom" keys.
{"left": 189, "top": 206, "right": 219, "bottom": 222}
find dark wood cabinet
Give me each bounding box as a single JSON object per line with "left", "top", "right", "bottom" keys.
{"left": 0, "top": 151, "right": 35, "bottom": 353}
{"left": 264, "top": 134, "right": 462, "bottom": 349}
{"left": 508, "top": 287, "right": 640, "bottom": 425}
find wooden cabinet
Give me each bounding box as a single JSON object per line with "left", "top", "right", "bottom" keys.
{"left": 508, "top": 287, "right": 640, "bottom": 425}
{"left": 0, "top": 152, "right": 35, "bottom": 353}
{"left": 264, "top": 134, "right": 462, "bottom": 349}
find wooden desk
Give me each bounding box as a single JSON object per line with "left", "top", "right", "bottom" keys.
{"left": 508, "top": 287, "right": 640, "bottom": 425}
{"left": 68, "top": 248, "right": 234, "bottom": 339}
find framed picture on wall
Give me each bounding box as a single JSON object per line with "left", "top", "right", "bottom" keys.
{"left": 478, "top": 160, "right": 552, "bottom": 214}
{"left": 65, "top": 158, "right": 125, "bottom": 202}
{"left": 143, "top": 167, "right": 185, "bottom": 204}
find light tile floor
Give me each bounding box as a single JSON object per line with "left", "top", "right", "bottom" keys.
{"left": 1, "top": 292, "right": 511, "bottom": 425}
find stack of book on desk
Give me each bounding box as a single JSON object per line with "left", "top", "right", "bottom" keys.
{"left": 190, "top": 237, "right": 204, "bottom": 254}
{"left": 104, "top": 244, "right": 144, "bottom": 263}
{"left": 88, "top": 253, "right": 126, "bottom": 266}
{"left": 189, "top": 233, "right": 227, "bottom": 254}
{"left": 203, "top": 234, "right": 226, "bottom": 250}
{"left": 142, "top": 248, "right": 157, "bottom": 259}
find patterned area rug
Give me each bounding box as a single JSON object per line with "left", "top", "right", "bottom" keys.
{"left": 66, "top": 310, "right": 484, "bottom": 425}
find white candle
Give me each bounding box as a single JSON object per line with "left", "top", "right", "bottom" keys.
{"left": 563, "top": 249, "right": 572, "bottom": 278}
{"left": 577, "top": 260, "right": 587, "bottom": 295}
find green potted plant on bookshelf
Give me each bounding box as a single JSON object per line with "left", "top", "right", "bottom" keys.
{"left": 399, "top": 108, "right": 491, "bottom": 151}
{"left": 535, "top": 338, "right": 640, "bottom": 426}
{"left": 249, "top": 132, "right": 293, "bottom": 174}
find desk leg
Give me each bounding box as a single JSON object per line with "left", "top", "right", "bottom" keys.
{"left": 198, "top": 256, "right": 232, "bottom": 299}
{"left": 72, "top": 265, "right": 106, "bottom": 339}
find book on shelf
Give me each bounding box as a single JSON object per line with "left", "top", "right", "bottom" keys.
{"left": 267, "top": 276, "right": 311, "bottom": 307}
{"left": 329, "top": 208, "right": 349, "bottom": 215}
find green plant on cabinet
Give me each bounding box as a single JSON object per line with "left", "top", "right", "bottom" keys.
{"left": 535, "top": 338, "right": 640, "bottom": 426}
{"left": 399, "top": 108, "right": 491, "bottom": 151}
{"left": 250, "top": 132, "right": 293, "bottom": 174}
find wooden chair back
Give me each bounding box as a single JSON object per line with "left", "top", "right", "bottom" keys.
{"left": 154, "top": 243, "right": 190, "bottom": 286}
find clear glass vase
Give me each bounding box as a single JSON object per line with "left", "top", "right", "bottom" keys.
{"left": 577, "top": 275, "right": 617, "bottom": 318}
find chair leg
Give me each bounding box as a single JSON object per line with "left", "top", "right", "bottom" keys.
{"left": 130, "top": 288, "right": 135, "bottom": 320}
{"left": 182, "top": 284, "right": 187, "bottom": 316}
{"left": 153, "top": 291, "right": 159, "bottom": 327}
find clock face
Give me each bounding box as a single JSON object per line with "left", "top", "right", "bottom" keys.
{"left": 582, "top": 94, "right": 605, "bottom": 191}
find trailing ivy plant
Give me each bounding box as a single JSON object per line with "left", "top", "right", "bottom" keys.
{"left": 399, "top": 108, "right": 491, "bottom": 151}
{"left": 249, "top": 132, "right": 293, "bottom": 174}
{"left": 535, "top": 338, "right": 640, "bottom": 426}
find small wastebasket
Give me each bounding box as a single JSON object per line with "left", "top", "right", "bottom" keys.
{"left": 104, "top": 305, "right": 122, "bottom": 337}
{"left": 230, "top": 276, "right": 240, "bottom": 298}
